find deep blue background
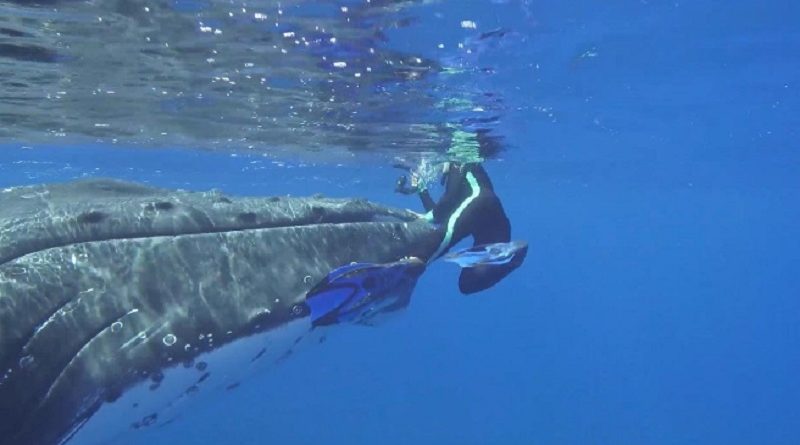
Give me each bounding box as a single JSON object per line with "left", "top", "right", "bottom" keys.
{"left": 1, "top": 1, "right": 799, "bottom": 444}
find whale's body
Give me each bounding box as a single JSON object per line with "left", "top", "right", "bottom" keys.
{"left": 0, "top": 179, "right": 439, "bottom": 445}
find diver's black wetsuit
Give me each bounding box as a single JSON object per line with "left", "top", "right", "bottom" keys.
{"left": 421, "top": 163, "right": 510, "bottom": 247}
{"left": 408, "top": 163, "right": 525, "bottom": 294}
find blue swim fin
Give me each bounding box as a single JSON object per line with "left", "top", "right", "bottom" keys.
{"left": 304, "top": 282, "right": 360, "bottom": 326}
{"left": 304, "top": 258, "right": 426, "bottom": 327}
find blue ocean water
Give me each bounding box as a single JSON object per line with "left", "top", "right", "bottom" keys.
{"left": 1, "top": 1, "right": 799, "bottom": 444}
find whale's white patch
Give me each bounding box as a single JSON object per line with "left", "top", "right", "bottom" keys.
{"left": 65, "top": 317, "right": 323, "bottom": 445}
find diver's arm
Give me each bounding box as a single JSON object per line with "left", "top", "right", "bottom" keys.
{"left": 419, "top": 189, "right": 435, "bottom": 212}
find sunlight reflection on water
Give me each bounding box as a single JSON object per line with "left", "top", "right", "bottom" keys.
{"left": 0, "top": 0, "right": 508, "bottom": 159}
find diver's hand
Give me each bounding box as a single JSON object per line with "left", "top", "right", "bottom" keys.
{"left": 409, "top": 171, "right": 421, "bottom": 188}
{"left": 395, "top": 172, "right": 427, "bottom": 195}
{"left": 395, "top": 175, "right": 418, "bottom": 195}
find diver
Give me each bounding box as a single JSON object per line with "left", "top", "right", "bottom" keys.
{"left": 300, "top": 129, "right": 527, "bottom": 327}
{"left": 394, "top": 129, "right": 527, "bottom": 294}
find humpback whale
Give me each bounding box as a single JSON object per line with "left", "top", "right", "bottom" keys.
{"left": 0, "top": 179, "right": 440, "bottom": 445}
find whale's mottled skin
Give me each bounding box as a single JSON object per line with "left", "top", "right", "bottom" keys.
{"left": 0, "top": 179, "right": 440, "bottom": 445}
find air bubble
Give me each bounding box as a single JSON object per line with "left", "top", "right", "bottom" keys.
{"left": 18, "top": 355, "right": 34, "bottom": 369}
{"left": 291, "top": 304, "right": 307, "bottom": 316}
{"left": 162, "top": 334, "right": 177, "bottom": 347}
{"left": 110, "top": 321, "right": 123, "bottom": 332}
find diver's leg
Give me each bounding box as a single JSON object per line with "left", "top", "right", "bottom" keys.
{"left": 456, "top": 197, "right": 520, "bottom": 294}
{"left": 458, "top": 245, "right": 527, "bottom": 294}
